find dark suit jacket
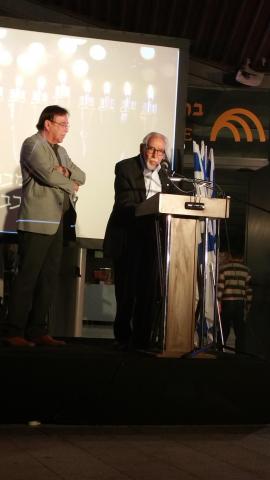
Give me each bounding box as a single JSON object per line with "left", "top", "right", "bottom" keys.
{"left": 103, "top": 154, "right": 171, "bottom": 259}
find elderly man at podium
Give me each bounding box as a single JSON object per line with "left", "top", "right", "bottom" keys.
{"left": 104, "top": 132, "right": 172, "bottom": 350}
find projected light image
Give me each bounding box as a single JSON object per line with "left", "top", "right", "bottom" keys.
{"left": 0, "top": 26, "right": 181, "bottom": 239}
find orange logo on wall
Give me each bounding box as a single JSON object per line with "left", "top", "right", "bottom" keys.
{"left": 210, "top": 108, "right": 266, "bottom": 142}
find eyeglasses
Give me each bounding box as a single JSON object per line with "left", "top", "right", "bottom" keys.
{"left": 145, "top": 145, "right": 165, "bottom": 156}
{"left": 50, "top": 120, "right": 70, "bottom": 129}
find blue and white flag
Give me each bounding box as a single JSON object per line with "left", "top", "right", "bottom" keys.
{"left": 193, "top": 140, "right": 217, "bottom": 344}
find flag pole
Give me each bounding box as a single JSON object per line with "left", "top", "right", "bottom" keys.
{"left": 199, "top": 217, "right": 209, "bottom": 348}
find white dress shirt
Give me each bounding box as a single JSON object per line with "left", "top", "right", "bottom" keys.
{"left": 142, "top": 163, "right": 162, "bottom": 199}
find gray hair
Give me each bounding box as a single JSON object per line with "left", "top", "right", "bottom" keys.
{"left": 142, "top": 132, "right": 169, "bottom": 150}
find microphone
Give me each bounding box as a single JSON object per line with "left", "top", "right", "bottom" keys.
{"left": 160, "top": 159, "right": 172, "bottom": 175}
{"left": 160, "top": 160, "right": 189, "bottom": 184}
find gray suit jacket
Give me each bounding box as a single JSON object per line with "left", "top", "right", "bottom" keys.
{"left": 17, "top": 132, "right": 86, "bottom": 235}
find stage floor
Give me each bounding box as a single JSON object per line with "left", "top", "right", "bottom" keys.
{"left": 1, "top": 424, "right": 270, "bottom": 480}
{"left": 0, "top": 338, "right": 269, "bottom": 425}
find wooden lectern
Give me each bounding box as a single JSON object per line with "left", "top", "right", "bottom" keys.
{"left": 136, "top": 193, "right": 230, "bottom": 357}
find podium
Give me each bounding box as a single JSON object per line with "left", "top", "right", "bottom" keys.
{"left": 136, "top": 193, "right": 230, "bottom": 356}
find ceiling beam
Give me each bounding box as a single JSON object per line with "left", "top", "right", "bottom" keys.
{"left": 0, "top": 0, "right": 86, "bottom": 24}
{"left": 238, "top": 0, "right": 265, "bottom": 64}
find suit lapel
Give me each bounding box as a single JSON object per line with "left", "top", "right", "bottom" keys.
{"left": 159, "top": 168, "right": 170, "bottom": 193}
{"left": 133, "top": 155, "right": 146, "bottom": 201}
{"left": 42, "top": 137, "right": 60, "bottom": 167}
{"left": 57, "top": 147, "right": 66, "bottom": 167}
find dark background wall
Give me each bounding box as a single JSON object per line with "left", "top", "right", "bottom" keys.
{"left": 185, "top": 85, "right": 270, "bottom": 358}
{"left": 185, "top": 85, "right": 268, "bottom": 253}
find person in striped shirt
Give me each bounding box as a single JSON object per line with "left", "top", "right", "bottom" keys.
{"left": 217, "top": 251, "right": 253, "bottom": 352}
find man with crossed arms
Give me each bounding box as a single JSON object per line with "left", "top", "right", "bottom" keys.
{"left": 4, "top": 105, "right": 85, "bottom": 347}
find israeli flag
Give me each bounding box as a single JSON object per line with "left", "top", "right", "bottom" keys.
{"left": 193, "top": 141, "right": 217, "bottom": 344}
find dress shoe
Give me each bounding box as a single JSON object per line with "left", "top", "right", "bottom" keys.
{"left": 32, "top": 335, "right": 66, "bottom": 346}
{"left": 3, "top": 336, "right": 35, "bottom": 347}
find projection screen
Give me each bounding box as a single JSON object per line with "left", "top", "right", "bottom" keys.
{"left": 0, "top": 19, "right": 189, "bottom": 242}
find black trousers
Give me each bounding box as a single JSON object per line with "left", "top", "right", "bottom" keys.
{"left": 6, "top": 223, "right": 63, "bottom": 338}
{"left": 113, "top": 217, "right": 160, "bottom": 348}
{"left": 221, "top": 300, "right": 246, "bottom": 352}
